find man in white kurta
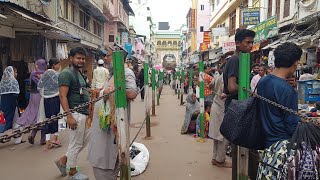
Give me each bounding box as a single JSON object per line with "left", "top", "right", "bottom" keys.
{"left": 91, "top": 59, "right": 109, "bottom": 90}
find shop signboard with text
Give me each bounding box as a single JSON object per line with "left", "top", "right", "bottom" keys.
{"left": 250, "top": 16, "right": 278, "bottom": 43}
{"left": 242, "top": 8, "right": 260, "bottom": 25}
{"left": 222, "top": 41, "right": 236, "bottom": 54}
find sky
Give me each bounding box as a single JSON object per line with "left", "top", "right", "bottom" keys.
{"left": 149, "top": 0, "right": 192, "bottom": 31}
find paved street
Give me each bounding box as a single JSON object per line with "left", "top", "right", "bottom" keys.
{"left": 0, "top": 86, "right": 231, "bottom": 180}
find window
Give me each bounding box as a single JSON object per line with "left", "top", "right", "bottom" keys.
{"left": 93, "top": 20, "right": 102, "bottom": 37}
{"left": 70, "top": 2, "right": 75, "bottom": 22}
{"left": 162, "top": 41, "right": 166, "bottom": 46}
{"left": 109, "top": 35, "right": 115, "bottom": 42}
{"left": 211, "top": 1, "right": 215, "bottom": 12}
{"left": 267, "top": 0, "right": 272, "bottom": 18}
{"left": 253, "top": 0, "right": 260, "bottom": 8}
{"left": 157, "top": 41, "right": 161, "bottom": 45}
{"left": 201, "top": 5, "right": 204, "bottom": 10}
{"left": 229, "top": 10, "right": 236, "bottom": 36}
{"left": 64, "top": 0, "right": 68, "bottom": 19}
{"left": 200, "top": 26, "right": 204, "bottom": 32}
{"left": 80, "top": 9, "right": 91, "bottom": 31}
{"left": 276, "top": 0, "right": 280, "bottom": 19}
{"left": 283, "top": 0, "right": 290, "bottom": 18}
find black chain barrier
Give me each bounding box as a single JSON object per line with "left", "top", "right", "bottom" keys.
{"left": 0, "top": 89, "right": 119, "bottom": 143}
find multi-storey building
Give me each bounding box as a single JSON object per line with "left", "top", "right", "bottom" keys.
{"left": 155, "top": 31, "right": 181, "bottom": 69}
{"left": 103, "top": 0, "right": 134, "bottom": 47}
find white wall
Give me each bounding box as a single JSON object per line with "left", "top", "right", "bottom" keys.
{"left": 197, "top": 0, "right": 211, "bottom": 50}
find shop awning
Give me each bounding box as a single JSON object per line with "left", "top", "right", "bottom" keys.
{"left": 6, "top": 7, "right": 64, "bottom": 32}
{"left": 40, "top": 30, "right": 81, "bottom": 42}
{"left": 262, "top": 39, "right": 281, "bottom": 49}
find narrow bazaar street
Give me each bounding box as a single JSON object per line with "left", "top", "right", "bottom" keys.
{"left": 0, "top": 86, "right": 231, "bottom": 180}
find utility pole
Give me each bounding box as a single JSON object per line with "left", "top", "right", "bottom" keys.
{"left": 176, "top": 70, "right": 181, "bottom": 99}
{"left": 144, "top": 61, "right": 151, "bottom": 138}
{"left": 198, "top": 59, "right": 205, "bottom": 142}
{"left": 237, "top": 53, "right": 250, "bottom": 180}
{"left": 180, "top": 68, "right": 185, "bottom": 105}
{"left": 113, "top": 51, "right": 130, "bottom": 180}
{"left": 189, "top": 65, "right": 194, "bottom": 93}
{"left": 151, "top": 67, "right": 156, "bottom": 116}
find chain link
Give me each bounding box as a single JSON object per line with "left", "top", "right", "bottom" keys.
{"left": 242, "top": 88, "right": 317, "bottom": 123}
{"left": 0, "top": 89, "right": 118, "bottom": 143}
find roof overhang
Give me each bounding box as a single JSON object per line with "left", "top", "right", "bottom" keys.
{"left": 78, "top": 0, "right": 108, "bottom": 22}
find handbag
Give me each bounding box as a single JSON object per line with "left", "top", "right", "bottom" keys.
{"left": 220, "top": 96, "right": 265, "bottom": 150}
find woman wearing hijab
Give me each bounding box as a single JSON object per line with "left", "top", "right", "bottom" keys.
{"left": 38, "top": 58, "right": 62, "bottom": 150}
{"left": 0, "top": 66, "right": 20, "bottom": 133}
{"left": 181, "top": 92, "right": 200, "bottom": 134}
{"left": 16, "top": 59, "right": 47, "bottom": 145}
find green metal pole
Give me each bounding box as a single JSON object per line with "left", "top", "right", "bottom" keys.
{"left": 237, "top": 53, "right": 250, "bottom": 180}
{"left": 157, "top": 70, "right": 160, "bottom": 106}
{"left": 144, "top": 62, "right": 151, "bottom": 137}
{"left": 180, "top": 68, "right": 185, "bottom": 105}
{"left": 152, "top": 68, "right": 156, "bottom": 116}
{"left": 177, "top": 70, "right": 180, "bottom": 99}
{"left": 199, "top": 61, "right": 205, "bottom": 138}
{"left": 112, "top": 51, "right": 130, "bottom": 180}
{"left": 189, "top": 66, "right": 193, "bottom": 93}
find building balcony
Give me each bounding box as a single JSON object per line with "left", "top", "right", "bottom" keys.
{"left": 210, "top": 0, "right": 240, "bottom": 28}
{"left": 156, "top": 45, "right": 180, "bottom": 50}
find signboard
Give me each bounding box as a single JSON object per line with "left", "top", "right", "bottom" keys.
{"left": 191, "top": 9, "right": 196, "bottom": 29}
{"left": 203, "top": 31, "right": 211, "bottom": 44}
{"left": 211, "top": 27, "right": 229, "bottom": 36}
{"left": 200, "top": 43, "right": 208, "bottom": 52}
{"left": 250, "top": 16, "right": 278, "bottom": 43}
{"left": 222, "top": 41, "right": 236, "bottom": 54}
{"left": 242, "top": 8, "right": 260, "bottom": 25}
{"left": 121, "top": 32, "right": 128, "bottom": 46}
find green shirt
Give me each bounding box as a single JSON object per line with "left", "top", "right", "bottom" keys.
{"left": 58, "top": 67, "right": 90, "bottom": 115}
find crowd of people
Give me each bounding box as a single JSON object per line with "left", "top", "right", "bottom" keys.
{"left": 178, "top": 29, "right": 305, "bottom": 178}
{"left": 0, "top": 47, "right": 139, "bottom": 180}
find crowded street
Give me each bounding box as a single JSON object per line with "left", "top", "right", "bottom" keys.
{"left": 0, "top": 86, "right": 231, "bottom": 180}
{"left": 2, "top": 0, "right": 320, "bottom": 179}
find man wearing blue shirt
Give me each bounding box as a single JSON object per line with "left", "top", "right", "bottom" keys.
{"left": 257, "top": 42, "right": 302, "bottom": 148}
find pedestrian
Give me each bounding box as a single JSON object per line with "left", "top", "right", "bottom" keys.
{"left": 203, "top": 64, "right": 214, "bottom": 102}
{"left": 250, "top": 63, "right": 260, "bottom": 82}
{"left": 0, "top": 66, "right": 20, "bottom": 133}
{"left": 223, "top": 28, "right": 255, "bottom": 178}
{"left": 208, "top": 64, "right": 231, "bottom": 168}
{"left": 16, "top": 59, "right": 47, "bottom": 145}
{"left": 139, "top": 67, "right": 145, "bottom": 101}
{"left": 181, "top": 92, "right": 200, "bottom": 134}
{"left": 250, "top": 64, "right": 267, "bottom": 93}
{"left": 196, "top": 101, "right": 211, "bottom": 138}
{"left": 91, "top": 59, "right": 109, "bottom": 90}
{"left": 54, "top": 47, "right": 90, "bottom": 180}
{"left": 37, "top": 58, "right": 62, "bottom": 151}
{"left": 299, "top": 66, "right": 313, "bottom": 81}
{"left": 257, "top": 42, "right": 302, "bottom": 148}
{"left": 88, "top": 51, "right": 138, "bottom": 180}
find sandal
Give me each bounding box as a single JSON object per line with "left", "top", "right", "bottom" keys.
{"left": 44, "top": 144, "right": 54, "bottom": 151}
{"left": 51, "top": 140, "right": 62, "bottom": 147}
{"left": 28, "top": 136, "right": 34, "bottom": 145}
{"left": 15, "top": 140, "right": 26, "bottom": 145}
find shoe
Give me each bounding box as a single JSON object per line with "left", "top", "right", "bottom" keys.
{"left": 213, "top": 160, "right": 232, "bottom": 168}
{"left": 211, "top": 159, "right": 217, "bottom": 166}
{"left": 68, "top": 172, "right": 89, "bottom": 180}
{"left": 54, "top": 159, "right": 67, "bottom": 176}
{"left": 28, "top": 136, "right": 34, "bottom": 145}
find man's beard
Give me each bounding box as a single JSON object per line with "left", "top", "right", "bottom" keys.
{"left": 105, "top": 63, "right": 113, "bottom": 76}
